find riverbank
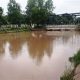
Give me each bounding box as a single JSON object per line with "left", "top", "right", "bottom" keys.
{"left": 0, "top": 25, "right": 80, "bottom": 33}
{"left": 74, "top": 65, "right": 80, "bottom": 80}
{"left": 61, "top": 50, "right": 80, "bottom": 80}
{"left": 0, "top": 26, "right": 30, "bottom": 34}
{"left": 47, "top": 25, "right": 80, "bottom": 31}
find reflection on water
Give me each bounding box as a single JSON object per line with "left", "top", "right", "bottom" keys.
{"left": 0, "top": 40, "right": 5, "bottom": 57}
{"left": 10, "top": 38, "right": 23, "bottom": 58}
{"left": 27, "top": 32, "right": 53, "bottom": 63}
{"left": 0, "top": 31, "right": 80, "bottom": 80}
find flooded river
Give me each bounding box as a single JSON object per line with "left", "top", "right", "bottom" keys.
{"left": 0, "top": 31, "right": 80, "bottom": 80}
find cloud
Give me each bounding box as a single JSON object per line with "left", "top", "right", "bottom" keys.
{"left": 54, "top": 0, "right": 80, "bottom": 14}
{"left": 0, "top": 0, "right": 80, "bottom": 14}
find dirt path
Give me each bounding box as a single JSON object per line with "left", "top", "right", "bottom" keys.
{"left": 74, "top": 65, "right": 80, "bottom": 80}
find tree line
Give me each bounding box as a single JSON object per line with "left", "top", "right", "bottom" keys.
{"left": 0, "top": 0, "right": 80, "bottom": 28}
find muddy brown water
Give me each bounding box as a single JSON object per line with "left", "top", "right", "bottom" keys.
{"left": 0, "top": 31, "right": 80, "bottom": 80}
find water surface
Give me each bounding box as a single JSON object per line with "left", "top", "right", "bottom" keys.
{"left": 0, "top": 31, "right": 80, "bottom": 80}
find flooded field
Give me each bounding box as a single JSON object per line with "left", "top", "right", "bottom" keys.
{"left": 0, "top": 31, "right": 80, "bottom": 80}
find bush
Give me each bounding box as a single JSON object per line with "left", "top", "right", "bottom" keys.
{"left": 69, "top": 50, "right": 80, "bottom": 67}
{"left": 60, "top": 68, "right": 74, "bottom": 80}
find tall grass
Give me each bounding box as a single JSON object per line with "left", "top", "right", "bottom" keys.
{"left": 61, "top": 50, "right": 80, "bottom": 80}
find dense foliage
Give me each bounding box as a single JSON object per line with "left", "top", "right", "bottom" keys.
{"left": 0, "top": 7, "right": 3, "bottom": 26}
{"left": 26, "top": 0, "right": 53, "bottom": 28}
{"left": 69, "top": 50, "right": 80, "bottom": 67}
{"left": 60, "top": 50, "right": 80, "bottom": 80}
{"left": 7, "top": 0, "right": 22, "bottom": 25}
{"left": 0, "top": 0, "right": 80, "bottom": 28}
{"left": 0, "top": 7, "right": 7, "bottom": 26}
{"left": 0, "top": 7, "right": 3, "bottom": 16}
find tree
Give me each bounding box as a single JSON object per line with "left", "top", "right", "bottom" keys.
{"left": 0, "top": 7, "right": 3, "bottom": 16}
{"left": 0, "top": 7, "right": 3, "bottom": 26}
{"left": 7, "top": 0, "right": 22, "bottom": 26}
{"left": 45, "top": 0, "right": 53, "bottom": 13}
{"left": 0, "top": 7, "right": 6, "bottom": 27}
{"left": 61, "top": 13, "right": 74, "bottom": 24}
{"left": 26, "top": 0, "right": 54, "bottom": 28}
{"left": 0, "top": 7, "right": 7, "bottom": 26}
{"left": 75, "top": 17, "right": 80, "bottom": 24}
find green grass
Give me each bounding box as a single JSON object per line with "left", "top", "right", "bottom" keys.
{"left": 60, "top": 72, "right": 73, "bottom": 80}
{"left": 0, "top": 27, "right": 30, "bottom": 33}
{"left": 60, "top": 67, "right": 74, "bottom": 80}
{"left": 61, "top": 50, "right": 80, "bottom": 80}
{"left": 69, "top": 50, "right": 80, "bottom": 67}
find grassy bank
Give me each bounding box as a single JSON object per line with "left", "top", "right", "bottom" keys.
{"left": 60, "top": 68, "right": 73, "bottom": 80}
{"left": 60, "top": 50, "right": 80, "bottom": 80}
{"left": 0, "top": 24, "right": 80, "bottom": 33}
{"left": 69, "top": 50, "right": 80, "bottom": 67}
{"left": 0, "top": 26, "right": 31, "bottom": 33}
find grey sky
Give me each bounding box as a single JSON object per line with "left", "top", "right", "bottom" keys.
{"left": 0, "top": 0, "right": 80, "bottom": 14}
{"left": 54, "top": 0, "right": 80, "bottom": 14}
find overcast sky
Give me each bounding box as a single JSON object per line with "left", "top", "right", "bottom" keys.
{"left": 0, "top": 0, "right": 80, "bottom": 14}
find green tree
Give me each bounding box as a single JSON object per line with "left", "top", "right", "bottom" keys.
{"left": 26, "top": 0, "right": 54, "bottom": 28}
{"left": 61, "top": 13, "right": 74, "bottom": 24}
{"left": 45, "top": 0, "right": 53, "bottom": 13}
{"left": 75, "top": 17, "right": 80, "bottom": 24}
{"left": 0, "top": 7, "right": 6, "bottom": 27}
{"left": 7, "top": 0, "right": 22, "bottom": 26}
{"left": 0, "top": 7, "right": 7, "bottom": 26}
{"left": 0, "top": 7, "right": 3, "bottom": 27}
{"left": 0, "top": 7, "right": 3, "bottom": 16}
